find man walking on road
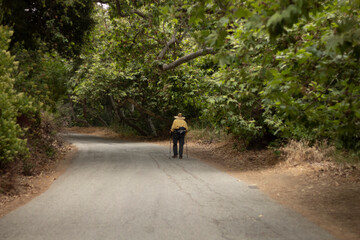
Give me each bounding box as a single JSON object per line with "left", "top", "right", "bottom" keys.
{"left": 170, "top": 113, "right": 188, "bottom": 159}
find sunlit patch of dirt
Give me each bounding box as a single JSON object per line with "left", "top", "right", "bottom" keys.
{"left": 65, "top": 127, "right": 121, "bottom": 138}
{"left": 64, "top": 127, "right": 145, "bottom": 141}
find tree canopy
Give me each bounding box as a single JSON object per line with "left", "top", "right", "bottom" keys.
{"left": 70, "top": 0, "right": 359, "bottom": 150}
{"left": 1, "top": 0, "right": 95, "bottom": 57}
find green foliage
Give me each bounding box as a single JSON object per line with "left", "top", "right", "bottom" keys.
{"left": 196, "top": 0, "right": 359, "bottom": 152}
{"left": 14, "top": 47, "right": 70, "bottom": 112}
{"left": 204, "top": 66, "right": 267, "bottom": 146}
{"left": 0, "top": 26, "right": 28, "bottom": 163}
{"left": 0, "top": 2, "right": 95, "bottom": 166}
{"left": 68, "top": 4, "right": 207, "bottom": 135}
{"left": 0, "top": 0, "right": 95, "bottom": 57}
{"left": 67, "top": 1, "right": 360, "bottom": 153}
{"left": 260, "top": 1, "right": 360, "bottom": 150}
{"left": 0, "top": 24, "right": 69, "bottom": 164}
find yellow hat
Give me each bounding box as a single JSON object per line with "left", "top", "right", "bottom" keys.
{"left": 174, "top": 113, "right": 185, "bottom": 120}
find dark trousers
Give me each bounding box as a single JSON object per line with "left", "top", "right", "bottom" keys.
{"left": 173, "top": 132, "right": 185, "bottom": 157}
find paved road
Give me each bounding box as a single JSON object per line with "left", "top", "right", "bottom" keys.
{"left": 0, "top": 133, "right": 336, "bottom": 240}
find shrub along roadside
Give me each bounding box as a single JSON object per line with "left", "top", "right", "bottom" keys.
{"left": 0, "top": 26, "right": 65, "bottom": 176}
{"left": 0, "top": 26, "right": 28, "bottom": 164}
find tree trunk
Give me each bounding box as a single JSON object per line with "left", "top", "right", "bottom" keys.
{"left": 88, "top": 109, "right": 109, "bottom": 127}
{"left": 120, "top": 110, "right": 149, "bottom": 136}
{"left": 148, "top": 117, "right": 157, "bottom": 137}
{"left": 68, "top": 95, "right": 90, "bottom": 126}
{"left": 82, "top": 99, "right": 88, "bottom": 121}
{"left": 110, "top": 96, "right": 149, "bottom": 136}
{"left": 126, "top": 98, "right": 167, "bottom": 121}
{"left": 109, "top": 95, "right": 122, "bottom": 122}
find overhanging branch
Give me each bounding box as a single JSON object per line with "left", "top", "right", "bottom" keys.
{"left": 161, "top": 48, "right": 216, "bottom": 71}
{"left": 157, "top": 34, "right": 177, "bottom": 60}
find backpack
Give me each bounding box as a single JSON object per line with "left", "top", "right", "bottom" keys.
{"left": 176, "top": 127, "right": 187, "bottom": 135}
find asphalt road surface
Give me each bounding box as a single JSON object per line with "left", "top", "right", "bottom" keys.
{"left": 0, "top": 133, "right": 337, "bottom": 240}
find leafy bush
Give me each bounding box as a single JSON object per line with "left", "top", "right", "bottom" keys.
{"left": 202, "top": 1, "right": 359, "bottom": 152}
{"left": 0, "top": 26, "right": 28, "bottom": 163}
{"left": 261, "top": 3, "right": 360, "bottom": 150}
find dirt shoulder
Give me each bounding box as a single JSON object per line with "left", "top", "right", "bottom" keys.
{"left": 0, "top": 143, "right": 76, "bottom": 217}
{"left": 186, "top": 141, "right": 360, "bottom": 240}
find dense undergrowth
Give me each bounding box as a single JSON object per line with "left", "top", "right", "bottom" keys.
{"left": 0, "top": 26, "right": 66, "bottom": 178}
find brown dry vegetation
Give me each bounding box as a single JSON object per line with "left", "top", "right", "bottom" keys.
{"left": 0, "top": 117, "right": 75, "bottom": 217}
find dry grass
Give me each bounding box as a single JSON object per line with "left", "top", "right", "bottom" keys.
{"left": 187, "top": 138, "right": 281, "bottom": 171}
{"left": 280, "top": 140, "right": 335, "bottom": 165}
{"left": 279, "top": 140, "right": 360, "bottom": 182}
